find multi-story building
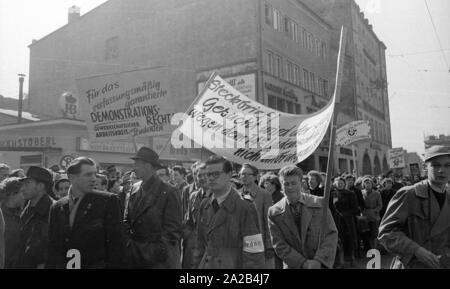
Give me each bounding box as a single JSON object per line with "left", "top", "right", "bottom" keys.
{"left": 23, "top": 0, "right": 392, "bottom": 174}
{"left": 424, "top": 134, "right": 450, "bottom": 149}
{"left": 302, "top": 0, "right": 392, "bottom": 176}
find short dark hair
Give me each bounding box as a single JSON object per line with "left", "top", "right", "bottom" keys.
{"left": 241, "top": 163, "right": 259, "bottom": 176}
{"left": 307, "top": 170, "right": 323, "bottom": 184}
{"left": 259, "top": 173, "right": 281, "bottom": 191}
{"left": 205, "top": 155, "right": 233, "bottom": 174}
{"left": 55, "top": 179, "right": 70, "bottom": 191}
{"left": 67, "top": 157, "right": 96, "bottom": 175}
{"left": 279, "top": 165, "right": 303, "bottom": 179}
{"left": 172, "top": 165, "right": 187, "bottom": 176}
{"left": 96, "top": 174, "right": 108, "bottom": 186}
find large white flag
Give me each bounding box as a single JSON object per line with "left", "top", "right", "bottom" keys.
{"left": 172, "top": 74, "right": 335, "bottom": 169}
{"left": 336, "top": 120, "right": 371, "bottom": 146}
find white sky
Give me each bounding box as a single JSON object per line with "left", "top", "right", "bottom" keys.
{"left": 0, "top": 0, "right": 449, "bottom": 155}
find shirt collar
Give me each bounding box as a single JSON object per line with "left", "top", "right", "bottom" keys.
{"left": 215, "top": 186, "right": 232, "bottom": 205}
{"left": 428, "top": 180, "right": 446, "bottom": 194}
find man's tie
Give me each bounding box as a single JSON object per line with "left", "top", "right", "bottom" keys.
{"left": 212, "top": 199, "right": 220, "bottom": 214}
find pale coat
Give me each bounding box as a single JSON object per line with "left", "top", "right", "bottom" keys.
{"left": 193, "top": 188, "right": 265, "bottom": 269}
{"left": 268, "top": 194, "right": 338, "bottom": 269}
{"left": 378, "top": 180, "right": 450, "bottom": 269}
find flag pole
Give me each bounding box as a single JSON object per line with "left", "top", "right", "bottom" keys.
{"left": 319, "top": 26, "right": 347, "bottom": 246}
{"left": 157, "top": 71, "right": 218, "bottom": 155}
{"left": 352, "top": 144, "right": 358, "bottom": 177}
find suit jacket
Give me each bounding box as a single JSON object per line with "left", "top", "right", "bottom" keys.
{"left": 268, "top": 194, "right": 338, "bottom": 269}
{"left": 378, "top": 180, "right": 450, "bottom": 269}
{"left": 125, "top": 175, "right": 182, "bottom": 269}
{"left": 194, "top": 188, "right": 265, "bottom": 269}
{"left": 0, "top": 208, "right": 4, "bottom": 269}
{"left": 15, "top": 194, "right": 54, "bottom": 269}
{"left": 46, "top": 190, "right": 126, "bottom": 269}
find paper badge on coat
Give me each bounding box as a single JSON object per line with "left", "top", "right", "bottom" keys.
{"left": 243, "top": 234, "right": 264, "bottom": 253}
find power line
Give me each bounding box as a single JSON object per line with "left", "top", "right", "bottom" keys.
{"left": 388, "top": 48, "right": 450, "bottom": 57}
{"left": 423, "top": 0, "right": 450, "bottom": 73}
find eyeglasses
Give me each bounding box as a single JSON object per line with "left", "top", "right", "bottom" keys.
{"left": 206, "top": 171, "right": 223, "bottom": 179}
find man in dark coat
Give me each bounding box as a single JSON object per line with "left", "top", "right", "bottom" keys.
{"left": 379, "top": 146, "right": 450, "bottom": 269}
{"left": 125, "top": 147, "right": 182, "bottom": 269}
{"left": 15, "top": 166, "right": 55, "bottom": 268}
{"left": 46, "top": 157, "right": 126, "bottom": 269}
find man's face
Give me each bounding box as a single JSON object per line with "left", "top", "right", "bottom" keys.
{"left": 196, "top": 167, "right": 208, "bottom": 189}
{"left": 206, "top": 163, "right": 230, "bottom": 192}
{"left": 264, "top": 181, "right": 276, "bottom": 193}
{"left": 281, "top": 175, "right": 302, "bottom": 203}
{"left": 335, "top": 180, "right": 346, "bottom": 190}
{"left": 172, "top": 171, "right": 185, "bottom": 185}
{"left": 240, "top": 167, "right": 256, "bottom": 186}
{"left": 308, "top": 176, "right": 318, "bottom": 189}
{"left": 0, "top": 168, "right": 9, "bottom": 182}
{"left": 134, "top": 160, "right": 150, "bottom": 180}
{"left": 57, "top": 181, "right": 71, "bottom": 198}
{"left": 21, "top": 179, "right": 41, "bottom": 201}
{"left": 156, "top": 169, "right": 170, "bottom": 182}
{"left": 384, "top": 181, "right": 393, "bottom": 190}
{"left": 346, "top": 178, "right": 355, "bottom": 188}
{"left": 364, "top": 180, "right": 373, "bottom": 191}
{"left": 427, "top": 155, "right": 450, "bottom": 187}
{"left": 70, "top": 164, "right": 97, "bottom": 194}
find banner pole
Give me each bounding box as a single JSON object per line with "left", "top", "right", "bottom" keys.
{"left": 157, "top": 71, "right": 218, "bottom": 156}
{"left": 352, "top": 144, "right": 358, "bottom": 177}
{"left": 319, "top": 26, "right": 347, "bottom": 246}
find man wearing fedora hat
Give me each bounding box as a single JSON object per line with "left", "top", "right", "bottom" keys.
{"left": 379, "top": 145, "right": 450, "bottom": 269}
{"left": 125, "top": 146, "right": 182, "bottom": 268}
{"left": 14, "top": 166, "right": 55, "bottom": 268}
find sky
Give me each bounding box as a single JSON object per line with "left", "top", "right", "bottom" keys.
{"left": 0, "top": 0, "right": 449, "bottom": 156}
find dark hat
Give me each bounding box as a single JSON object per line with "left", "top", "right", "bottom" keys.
{"left": 130, "top": 146, "right": 163, "bottom": 169}
{"left": 20, "top": 166, "right": 53, "bottom": 185}
{"left": 424, "top": 145, "right": 450, "bottom": 162}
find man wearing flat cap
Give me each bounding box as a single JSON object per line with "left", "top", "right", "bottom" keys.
{"left": 125, "top": 146, "right": 182, "bottom": 268}
{"left": 379, "top": 145, "right": 450, "bottom": 269}
{"left": 15, "top": 166, "right": 55, "bottom": 268}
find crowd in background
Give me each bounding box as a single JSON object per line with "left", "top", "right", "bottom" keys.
{"left": 0, "top": 157, "right": 427, "bottom": 269}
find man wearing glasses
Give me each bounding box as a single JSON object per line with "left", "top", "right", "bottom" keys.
{"left": 239, "top": 163, "right": 274, "bottom": 268}
{"left": 378, "top": 145, "right": 450, "bottom": 269}
{"left": 193, "top": 156, "right": 265, "bottom": 269}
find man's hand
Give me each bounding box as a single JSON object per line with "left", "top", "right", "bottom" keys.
{"left": 265, "top": 249, "right": 275, "bottom": 259}
{"left": 415, "top": 247, "right": 440, "bottom": 269}
{"left": 302, "top": 259, "right": 322, "bottom": 269}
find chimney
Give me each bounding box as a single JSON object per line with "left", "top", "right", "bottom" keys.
{"left": 68, "top": 6, "right": 81, "bottom": 23}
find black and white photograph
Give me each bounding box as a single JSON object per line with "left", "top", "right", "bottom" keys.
{"left": 0, "top": 0, "right": 449, "bottom": 279}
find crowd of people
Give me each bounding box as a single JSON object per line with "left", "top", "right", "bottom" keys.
{"left": 0, "top": 144, "right": 449, "bottom": 269}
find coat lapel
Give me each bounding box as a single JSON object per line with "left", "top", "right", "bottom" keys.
{"left": 72, "top": 194, "right": 93, "bottom": 230}
{"left": 299, "top": 203, "right": 312, "bottom": 253}
{"left": 207, "top": 189, "right": 236, "bottom": 235}
{"left": 430, "top": 191, "right": 450, "bottom": 237}
{"left": 132, "top": 177, "right": 163, "bottom": 223}
{"left": 280, "top": 199, "right": 301, "bottom": 246}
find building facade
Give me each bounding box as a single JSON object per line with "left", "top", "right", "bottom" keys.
{"left": 424, "top": 134, "right": 450, "bottom": 149}
{"left": 25, "top": 0, "right": 392, "bottom": 174}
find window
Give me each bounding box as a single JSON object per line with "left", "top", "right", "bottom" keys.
{"left": 265, "top": 4, "right": 273, "bottom": 26}
{"left": 303, "top": 69, "right": 309, "bottom": 90}
{"left": 324, "top": 80, "right": 329, "bottom": 97}
{"left": 321, "top": 42, "right": 327, "bottom": 59}
{"left": 276, "top": 55, "right": 283, "bottom": 79}
{"left": 266, "top": 50, "right": 275, "bottom": 75}
{"left": 277, "top": 97, "right": 285, "bottom": 112}
{"left": 315, "top": 39, "right": 321, "bottom": 56}
{"left": 287, "top": 61, "right": 294, "bottom": 83}
{"left": 318, "top": 78, "right": 324, "bottom": 96}
{"left": 295, "top": 103, "right": 301, "bottom": 114}
{"left": 309, "top": 72, "right": 316, "bottom": 93}
{"left": 284, "top": 17, "right": 298, "bottom": 42}
{"left": 302, "top": 28, "right": 308, "bottom": 49}
{"left": 105, "top": 36, "right": 119, "bottom": 60}
{"left": 308, "top": 33, "right": 314, "bottom": 52}
{"left": 287, "top": 101, "right": 294, "bottom": 113}
{"left": 273, "top": 9, "right": 282, "bottom": 32}
{"left": 294, "top": 65, "right": 301, "bottom": 86}
{"left": 268, "top": 95, "right": 277, "bottom": 109}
